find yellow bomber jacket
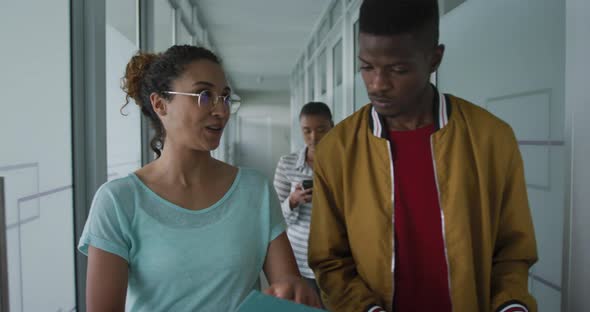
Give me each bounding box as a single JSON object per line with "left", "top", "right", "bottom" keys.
{"left": 308, "top": 90, "right": 538, "bottom": 312}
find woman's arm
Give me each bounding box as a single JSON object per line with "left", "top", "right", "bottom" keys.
{"left": 86, "top": 246, "right": 129, "bottom": 312}
{"left": 263, "top": 232, "right": 321, "bottom": 308}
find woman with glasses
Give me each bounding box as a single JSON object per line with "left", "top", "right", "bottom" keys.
{"left": 78, "top": 45, "right": 321, "bottom": 311}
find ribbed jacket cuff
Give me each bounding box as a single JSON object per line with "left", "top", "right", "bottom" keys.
{"left": 496, "top": 300, "right": 528, "bottom": 312}
{"left": 366, "top": 304, "right": 386, "bottom": 312}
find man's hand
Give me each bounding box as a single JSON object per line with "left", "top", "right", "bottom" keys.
{"left": 289, "top": 184, "right": 312, "bottom": 209}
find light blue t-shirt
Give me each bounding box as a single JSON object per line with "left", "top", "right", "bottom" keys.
{"left": 78, "top": 168, "right": 286, "bottom": 311}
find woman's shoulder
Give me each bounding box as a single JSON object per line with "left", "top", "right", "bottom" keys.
{"left": 236, "top": 167, "right": 269, "bottom": 185}
{"left": 87, "top": 175, "right": 139, "bottom": 226}
{"left": 95, "top": 175, "right": 138, "bottom": 200}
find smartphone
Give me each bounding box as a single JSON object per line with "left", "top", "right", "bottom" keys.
{"left": 302, "top": 179, "right": 313, "bottom": 190}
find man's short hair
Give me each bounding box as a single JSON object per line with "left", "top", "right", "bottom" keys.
{"left": 359, "top": 0, "right": 440, "bottom": 48}
{"left": 299, "top": 102, "right": 333, "bottom": 123}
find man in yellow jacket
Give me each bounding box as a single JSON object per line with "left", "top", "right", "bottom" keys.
{"left": 308, "top": 0, "right": 538, "bottom": 312}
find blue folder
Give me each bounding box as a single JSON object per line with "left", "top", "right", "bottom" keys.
{"left": 236, "top": 290, "right": 326, "bottom": 312}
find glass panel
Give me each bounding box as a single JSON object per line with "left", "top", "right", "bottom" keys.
{"left": 318, "top": 17, "right": 331, "bottom": 44}
{"left": 300, "top": 71, "right": 305, "bottom": 103}
{"left": 0, "top": 178, "right": 6, "bottom": 311}
{"left": 151, "top": 0, "right": 174, "bottom": 52}
{"left": 0, "top": 0, "right": 76, "bottom": 311}
{"left": 177, "top": 14, "right": 193, "bottom": 45}
{"left": 333, "top": 84, "right": 344, "bottom": 123}
{"left": 333, "top": 39, "right": 344, "bottom": 121}
{"left": 330, "top": 0, "right": 343, "bottom": 25}
{"left": 354, "top": 19, "right": 360, "bottom": 73}
{"left": 291, "top": 70, "right": 306, "bottom": 151}
{"left": 333, "top": 39, "right": 343, "bottom": 87}
{"left": 437, "top": 0, "right": 565, "bottom": 304}
{"left": 300, "top": 56, "right": 305, "bottom": 73}
{"left": 106, "top": 0, "right": 137, "bottom": 45}
{"left": 106, "top": 0, "right": 142, "bottom": 181}
{"left": 308, "top": 63, "right": 315, "bottom": 100}
{"left": 225, "top": 115, "right": 238, "bottom": 165}
{"left": 354, "top": 73, "right": 370, "bottom": 111}
{"left": 353, "top": 19, "right": 369, "bottom": 111}
{"left": 307, "top": 36, "right": 315, "bottom": 59}
{"left": 318, "top": 49, "right": 328, "bottom": 96}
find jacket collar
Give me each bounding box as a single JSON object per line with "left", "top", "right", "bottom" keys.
{"left": 369, "top": 85, "right": 452, "bottom": 139}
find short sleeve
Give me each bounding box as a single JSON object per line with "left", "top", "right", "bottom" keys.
{"left": 268, "top": 183, "right": 287, "bottom": 242}
{"left": 78, "top": 184, "right": 133, "bottom": 262}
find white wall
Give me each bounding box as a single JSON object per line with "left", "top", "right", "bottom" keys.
{"left": 565, "top": 0, "right": 590, "bottom": 310}
{"left": 437, "top": 0, "right": 565, "bottom": 310}
{"left": 234, "top": 91, "right": 291, "bottom": 182}
{"left": 0, "top": 0, "right": 76, "bottom": 311}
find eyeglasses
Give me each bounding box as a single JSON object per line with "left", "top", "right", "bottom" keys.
{"left": 163, "top": 90, "right": 241, "bottom": 113}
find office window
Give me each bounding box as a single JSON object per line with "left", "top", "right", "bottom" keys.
{"left": 308, "top": 63, "right": 315, "bottom": 100}
{"left": 353, "top": 19, "right": 370, "bottom": 110}
{"left": 318, "top": 17, "right": 331, "bottom": 44}
{"left": 318, "top": 49, "right": 328, "bottom": 95}
{"left": 307, "top": 36, "right": 316, "bottom": 59}
{"left": 330, "top": 0, "right": 343, "bottom": 25}
{"left": 333, "top": 39, "right": 343, "bottom": 87}
{"left": 332, "top": 39, "right": 344, "bottom": 121}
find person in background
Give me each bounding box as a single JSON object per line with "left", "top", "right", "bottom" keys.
{"left": 273, "top": 102, "right": 334, "bottom": 302}
{"left": 79, "top": 45, "right": 320, "bottom": 311}
{"left": 308, "top": 1, "right": 538, "bottom": 311}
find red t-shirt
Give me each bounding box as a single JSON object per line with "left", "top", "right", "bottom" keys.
{"left": 389, "top": 125, "right": 452, "bottom": 312}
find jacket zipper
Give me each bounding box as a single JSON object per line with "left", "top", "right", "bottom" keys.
{"left": 430, "top": 135, "right": 453, "bottom": 310}
{"left": 386, "top": 140, "right": 395, "bottom": 310}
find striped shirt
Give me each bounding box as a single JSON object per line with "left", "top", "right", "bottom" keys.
{"left": 273, "top": 147, "right": 315, "bottom": 278}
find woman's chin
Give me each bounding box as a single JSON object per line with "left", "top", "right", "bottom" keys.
{"left": 187, "top": 140, "right": 220, "bottom": 153}
{"left": 205, "top": 141, "right": 221, "bottom": 152}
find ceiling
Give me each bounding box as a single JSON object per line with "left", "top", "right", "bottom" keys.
{"left": 195, "top": 0, "right": 331, "bottom": 93}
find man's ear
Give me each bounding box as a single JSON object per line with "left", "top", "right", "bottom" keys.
{"left": 429, "top": 44, "right": 445, "bottom": 73}
{"left": 150, "top": 92, "right": 168, "bottom": 117}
